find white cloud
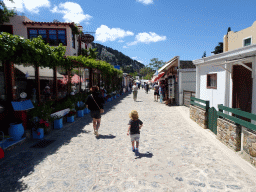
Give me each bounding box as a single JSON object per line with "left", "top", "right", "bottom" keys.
{"left": 127, "top": 32, "right": 166, "bottom": 46}
{"left": 132, "top": 56, "right": 138, "bottom": 60}
{"left": 123, "top": 46, "right": 128, "bottom": 48}
{"left": 51, "top": 2, "right": 92, "bottom": 24}
{"left": 118, "top": 40, "right": 124, "bottom": 43}
{"left": 136, "top": 0, "right": 154, "bottom": 5}
{"left": 4, "top": 0, "right": 50, "bottom": 13}
{"left": 96, "top": 25, "right": 134, "bottom": 43}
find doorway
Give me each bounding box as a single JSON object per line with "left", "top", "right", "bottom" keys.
{"left": 232, "top": 63, "right": 252, "bottom": 119}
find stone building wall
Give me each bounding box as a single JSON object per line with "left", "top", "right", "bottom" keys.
{"left": 217, "top": 118, "right": 241, "bottom": 151}
{"left": 190, "top": 105, "right": 207, "bottom": 129}
{"left": 242, "top": 127, "right": 256, "bottom": 166}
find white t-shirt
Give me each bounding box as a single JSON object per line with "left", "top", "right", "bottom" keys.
{"left": 132, "top": 85, "right": 138, "bottom": 92}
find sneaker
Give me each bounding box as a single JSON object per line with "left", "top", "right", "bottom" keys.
{"left": 132, "top": 147, "right": 135, "bottom": 152}
{"left": 95, "top": 130, "right": 99, "bottom": 137}
{"left": 135, "top": 148, "right": 139, "bottom": 155}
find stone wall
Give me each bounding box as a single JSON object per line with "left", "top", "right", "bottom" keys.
{"left": 217, "top": 118, "right": 241, "bottom": 151}
{"left": 242, "top": 127, "right": 256, "bottom": 166}
{"left": 190, "top": 105, "right": 207, "bottom": 129}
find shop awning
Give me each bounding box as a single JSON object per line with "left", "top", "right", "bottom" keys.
{"left": 14, "top": 65, "right": 63, "bottom": 80}
{"left": 153, "top": 72, "right": 165, "bottom": 82}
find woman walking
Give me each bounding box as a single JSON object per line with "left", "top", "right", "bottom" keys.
{"left": 145, "top": 83, "right": 149, "bottom": 94}
{"left": 85, "top": 86, "right": 105, "bottom": 137}
{"left": 132, "top": 83, "right": 138, "bottom": 101}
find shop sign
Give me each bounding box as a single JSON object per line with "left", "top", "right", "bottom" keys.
{"left": 81, "top": 34, "right": 94, "bottom": 44}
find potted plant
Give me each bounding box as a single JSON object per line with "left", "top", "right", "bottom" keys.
{"left": 9, "top": 118, "right": 24, "bottom": 141}
{"left": 53, "top": 115, "right": 63, "bottom": 129}
{"left": 45, "top": 116, "right": 54, "bottom": 135}
{"left": 66, "top": 110, "right": 76, "bottom": 123}
{"left": 76, "top": 103, "right": 85, "bottom": 117}
{"left": 112, "top": 91, "right": 117, "bottom": 99}
{"left": 32, "top": 119, "right": 49, "bottom": 139}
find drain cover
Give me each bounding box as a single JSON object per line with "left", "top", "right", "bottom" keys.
{"left": 30, "top": 139, "right": 55, "bottom": 148}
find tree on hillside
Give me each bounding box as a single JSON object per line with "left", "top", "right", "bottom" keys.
{"left": 144, "top": 73, "right": 154, "bottom": 80}
{"left": 129, "top": 71, "right": 138, "bottom": 78}
{"left": 211, "top": 42, "right": 223, "bottom": 55}
{"left": 149, "top": 58, "right": 165, "bottom": 71}
{"left": 139, "top": 67, "right": 154, "bottom": 77}
{"left": 81, "top": 47, "right": 98, "bottom": 59}
{"left": 0, "top": 0, "right": 16, "bottom": 25}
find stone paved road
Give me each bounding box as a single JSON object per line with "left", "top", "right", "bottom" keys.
{"left": 1, "top": 89, "right": 256, "bottom": 192}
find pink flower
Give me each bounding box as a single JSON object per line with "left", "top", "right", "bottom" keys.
{"left": 45, "top": 123, "right": 49, "bottom": 127}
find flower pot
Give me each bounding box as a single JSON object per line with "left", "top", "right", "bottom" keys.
{"left": 77, "top": 110, "right": 84, "bottom": 117}
{"left": 113, "top": 96, "right": 116, "bottom": 99}
{"left": 32, "top": 128, "right": 44, "bottom": 139}
{"left": 54, "top": 118, "right": 63, "bottom": 129}
{"left": 9, "top": 123, "right": 24, "bottom": 141}
{"left": 107, "top": 98, "right": 111, "bottom": 102}
{"left": 84, "top": 108, "right": 89, "bottom": 114}
{"left": 67, "top": 116, "right": 75, "bottom": 123}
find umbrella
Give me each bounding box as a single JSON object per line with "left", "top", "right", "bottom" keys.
{"left": 59, "top": 75, "right": 68, "bottom": 85}
{"left": 71, "top": 74, "right": 80, "bottom": 84}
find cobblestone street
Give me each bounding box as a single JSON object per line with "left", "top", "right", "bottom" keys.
{"left": 1, "top": 89, "right": 256, "bottom": 191}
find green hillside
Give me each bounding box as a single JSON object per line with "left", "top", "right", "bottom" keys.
{"left": 91, "top": 43, "right": 145, "bottom": 73}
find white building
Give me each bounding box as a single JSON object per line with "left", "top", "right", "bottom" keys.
{"left": 193, "top": 44, "right": 256, "bottom": 115}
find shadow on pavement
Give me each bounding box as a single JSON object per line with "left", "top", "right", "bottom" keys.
{"left": 135, "top": 151, "right": 154, "bottom": 159}
{"left": 0, "top": 91, "right": 132, "bottom": 192}
{"left": 96, "top": 134, "right": 116, "bottom": 139}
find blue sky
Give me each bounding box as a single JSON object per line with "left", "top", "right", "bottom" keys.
{"left": 4, "top": 0, "right": 256, "bottom": 66}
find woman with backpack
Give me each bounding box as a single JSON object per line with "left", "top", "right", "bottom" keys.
{"left": 85, "top": 86, "right": 105, "bottom": 137}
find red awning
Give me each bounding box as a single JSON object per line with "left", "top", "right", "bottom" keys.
{"left": 154, "top": 72, "right": 165, "bottom": 82}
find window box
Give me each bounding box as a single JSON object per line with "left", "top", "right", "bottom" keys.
{"left": 207, "top": 73, "right": 217, "bottom": 89}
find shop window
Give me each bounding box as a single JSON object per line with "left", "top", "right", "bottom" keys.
{"left": 57, "top": 66, "right": 68, "bottom": 99}
{"left": 0, "top": 61, "right": 6, "bottom": 113}
{"left": 72, "top": 32, "right": 75, "bottom": 49}
{"left": 28, "top": 28, "right": 67, "bottom": 46}
{"left": 207, "top": 73, "right": 217, "bottom": 89}
{"left": 0, "top": 25, "right": 13, "bottom": 34}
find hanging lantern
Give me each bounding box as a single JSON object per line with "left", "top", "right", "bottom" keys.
{"left": 81, "top": 34, "right": 94, "bottom": 44}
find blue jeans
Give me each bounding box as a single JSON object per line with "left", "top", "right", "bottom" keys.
{"left": 160, "top": 94, "right": 163, "bottom": 103}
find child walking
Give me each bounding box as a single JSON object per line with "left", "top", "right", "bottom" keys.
{"left": 127, "top": 110, "right": 143, "bottom": 155}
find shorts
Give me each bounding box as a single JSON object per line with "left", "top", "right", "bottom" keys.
{"left": 90, "top": 110, "right": 101, "bottom": 119}
{"left": 154, "top": 92, "right": 159, "bottom": 96}
{"left": 130, "top": 134, "right": 140, "bottom": 142}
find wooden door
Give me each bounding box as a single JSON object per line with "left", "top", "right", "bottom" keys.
{"left": 232, "top": 63, "right": 252, "bottom": 116}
